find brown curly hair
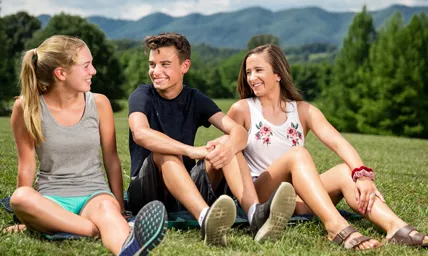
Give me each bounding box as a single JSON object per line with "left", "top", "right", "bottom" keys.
{"left": 144, "top": 32, "right": 191, "bottom": 63}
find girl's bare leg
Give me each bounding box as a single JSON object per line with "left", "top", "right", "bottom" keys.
{"left": 10, "top": 187, "right": 98, "bottom": 236}
{"left": 253, "top": 146, "right": 379, "bottom": 249}
{"left": 309, "top": 164, "right": 428, "bottom": 242}
{"left": 205, "top": 152, "right": 259, "bottom": 213}
{"left": 80, "top": 194, "right": 130, "bottom": 255}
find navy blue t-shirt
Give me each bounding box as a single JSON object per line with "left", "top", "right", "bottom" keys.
{"left": 128, "top": 84, "right": 221, "bottom": 177}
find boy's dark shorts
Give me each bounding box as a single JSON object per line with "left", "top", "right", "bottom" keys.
{"left": 126, "top": 153, "right": 231, "bottom": 215}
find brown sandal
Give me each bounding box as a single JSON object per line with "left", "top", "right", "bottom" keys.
{"left": 383, "top": 225, "right": 428, "bottom": 247}
{"left": 331, "top": 226, "right": 373, "bottom": 250}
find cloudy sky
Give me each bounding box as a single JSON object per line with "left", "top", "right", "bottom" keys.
{"left": 2, "top": 0, "right": 428, "bottom": 20}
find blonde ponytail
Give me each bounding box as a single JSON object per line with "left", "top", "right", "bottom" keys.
{"left": 20, "top": 49, "right": 44, "bottom": 145}
{"left": 18, "top": 35, "right": 87, "bottom": 145}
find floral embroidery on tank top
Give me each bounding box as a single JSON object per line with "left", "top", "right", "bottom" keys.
{"left": 287, "top": 122, "right": 303, "bottom": 146}
{"left": 255, "top": 121, "right": 273, "bottom": 145}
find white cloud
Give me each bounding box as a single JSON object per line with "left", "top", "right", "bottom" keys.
{"left": 2, "top": 0, "right": 428, "bottom": 20}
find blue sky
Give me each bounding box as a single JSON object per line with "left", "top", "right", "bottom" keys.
{"left": 3, "top": 0, "right": 428, "bottom": 20}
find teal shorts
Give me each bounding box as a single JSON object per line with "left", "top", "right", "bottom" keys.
{"left": 44, "top": 191, "right": 114, "bottom": 215}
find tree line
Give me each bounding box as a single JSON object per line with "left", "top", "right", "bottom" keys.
{"left": 320, "top": 6, "right": 428, "bottom": 138}
{"left": 0, "top": 6, "right": 427, "bottom": 138}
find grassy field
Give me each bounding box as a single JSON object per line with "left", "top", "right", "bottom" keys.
{"left": 1, "top": 99, "right": 427, "bottom": 255}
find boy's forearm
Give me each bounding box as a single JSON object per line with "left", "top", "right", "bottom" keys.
{"left": 133, "top": 127, "right": 191, "bottom": 157}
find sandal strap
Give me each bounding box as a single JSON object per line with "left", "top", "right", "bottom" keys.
{"left": 390, "top": 225, "right": 426, "bottom": 245}
{"left": 332, "top": 226, "right": 357, "bottom": 245}
{"left": 344, "top": 235, "right": 371, "bottom": 249}
{"left": 394, "top": 225, "right": 416, "bottom": 237}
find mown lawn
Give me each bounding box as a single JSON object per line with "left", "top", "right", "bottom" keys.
{"left": 1, "top": 99, "right": 427, "bottom": 255}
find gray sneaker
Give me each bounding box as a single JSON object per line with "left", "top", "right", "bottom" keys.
{"left": 250, "top": 182, "right": 296, "bottom": 242}
{"left": 200, "top": 195, "right": 236, "bottom": 246}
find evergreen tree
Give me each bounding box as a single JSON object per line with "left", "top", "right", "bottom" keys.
{"left": 359, "top": 12, "right": 428, "bottom": 138}
{"left": 321, "top": 6, "right": 376, "bottom": 131}
{"left": 291, "top": 63, "right": 332, "bottom": 102}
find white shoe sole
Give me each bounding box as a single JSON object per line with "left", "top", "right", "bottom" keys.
{"left": 255, "top": 182, "right": 296, "bottom": 243}
{"left": 204, "top": 195, "right": 236, "bottom": 246}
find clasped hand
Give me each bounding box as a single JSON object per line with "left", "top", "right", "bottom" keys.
{"left": 204, "top": 139, "right": 234, "bottom": 170}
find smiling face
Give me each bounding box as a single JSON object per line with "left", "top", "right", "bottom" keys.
{"left": 245, "top": 52, "right": 280, "bottom": 97}
{"left": 64, "top": 46, "right": 96, "bottom": 92}
{"left": 148, "top": 46, "right": 190, "bottom": 98}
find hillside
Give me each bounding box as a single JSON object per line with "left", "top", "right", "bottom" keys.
{"left": 37, "top": 5, "right": 428, "bottom": 48}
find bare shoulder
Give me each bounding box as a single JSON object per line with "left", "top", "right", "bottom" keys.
{"left": 10, "top": 97, "right": 27, "bottom": 133}
{"left": 93, "top": 93, "right": 114, "bottom": 122}
{"left": 296, "top": 101, "right": 322, "bottom": 128}
{"left": 297, "top": 101, "right": 322, "bottom": 116}
{"left": 12, "top": 97, "right": 24, "bottom": 112}
{"left": 93, "top": 93, "right": 110, "bottom": 105}
{"left": 93, "top": 93, "right": 112, "bottom": 110}
{"left": 228, "top": 99, "right": 251, "bottom": 128}
{"left": 297, "top": 101, "right": 328, "bottom": 131}
{"left": 296, "top": 101, "right": 310, "bottom": 119}
{"left": 229, "top": 99, "right": 249, "bottom": 114}
{"left": 11, "top": 97, "right": 25, "bottom": 120}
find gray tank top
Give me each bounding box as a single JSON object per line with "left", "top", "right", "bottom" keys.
{"left": 35, "top": 92, "right": 110, "bottom": 196}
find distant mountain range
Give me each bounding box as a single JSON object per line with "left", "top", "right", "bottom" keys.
{"left": 37, "top": 5, "right": 428, "bottom": 49}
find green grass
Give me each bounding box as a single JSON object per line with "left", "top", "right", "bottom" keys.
{"left": 1, "top": 99, "right": 428, "bottom": 255}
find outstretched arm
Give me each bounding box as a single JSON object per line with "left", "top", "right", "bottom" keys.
{"left": 95, "top": 94, "right": 125, "bottom": 212}
{"left": 300, "top": 102, "right": 385, "bottom": 214}
{"left": 10, "top": 98, "right": 36, "bottom": 188}
{"left": 302, "top": 102, "right": 364, "bottom": 168}
{"left": 129, "top": 112, "right": 208, "bottom": 160}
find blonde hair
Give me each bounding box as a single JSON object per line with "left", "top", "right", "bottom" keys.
{"left": 19, "top": 35, "right": 87, "bottom": 145}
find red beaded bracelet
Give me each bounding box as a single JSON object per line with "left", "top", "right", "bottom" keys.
{"left": 351, "top": 166, "right": 374, "bottom": 182}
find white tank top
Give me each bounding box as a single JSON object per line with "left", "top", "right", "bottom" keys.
{"left": 243, "top": 98, "right": 305, "bottom": 177}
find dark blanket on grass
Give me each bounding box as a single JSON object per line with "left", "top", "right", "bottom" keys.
{"left": 1, "top": 196, "right": 362, "bottom": 240}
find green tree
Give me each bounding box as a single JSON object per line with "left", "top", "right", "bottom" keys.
{"left": 358, "top": 12, "right": 428, "bottom": 138}
{"left": 121, "top": 46, "right": 150, "bottom": 96}
{"left": 0, "top": 17, "right": 15, "bottom": 115}
{"left": 247, "top": 34, "right": 280, "bottom": 50}
{"left": 0, "top": 12, "right": 41, "bottom": 113}
{"left": 184, "top": 68, "right": 210, "bottom": 95}
{"left": 4, "top": 12, "right": 41, "bottom": 57}
{"left": 204, "top": 68, "right": 229, "bottom": 98}
{"left": 27, "top": 13, "right": 125, "bottom": 111}
{"left": 291, "top": 63, "right": 332, "bottom": 102}
{"left": 217, "top": 51, "right": 246, "bottom": 98}
{"left": 321, "top": 5, "right": 376, "bottom": 131}
{"left": 112, "top": 39, "right": 139, "bottom": 52}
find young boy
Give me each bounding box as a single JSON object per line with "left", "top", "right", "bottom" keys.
{"left": 127, "top": 32, "right": 296, "bottom": 245}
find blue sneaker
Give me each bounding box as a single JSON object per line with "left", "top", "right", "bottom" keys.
{"left": 119, "top": 200, "right": 167, "bottom": 256}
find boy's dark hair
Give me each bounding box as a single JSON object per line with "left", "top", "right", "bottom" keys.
{"left": 144, "top": 32, "right": 191, "bottom": 62}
